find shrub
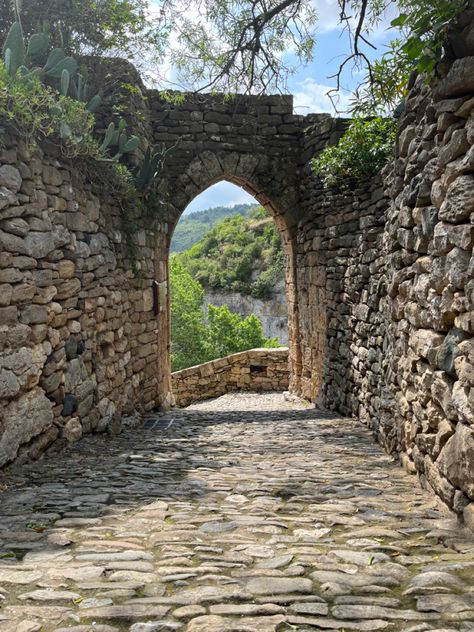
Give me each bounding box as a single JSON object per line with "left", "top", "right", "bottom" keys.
{"left": 0, "top": 61, "right": 99, "bottom": 156}
{"left": 170, "top": 256, "right": 279, "bottom": 371}
{"left": 311, "top": 117, "right": 397, "bottom": 189}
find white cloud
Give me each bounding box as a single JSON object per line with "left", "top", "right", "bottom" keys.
{"left": 293, "top": 77, "right": 352, "bottom": 114}
{"left": 184, "top": 182, "right": 256, "bottom": 215}
{"left": 311, "top": 0, "right": 345, "bottom": 34}
{"left": 311, "top": 0, "right": 397, "bottom": 37}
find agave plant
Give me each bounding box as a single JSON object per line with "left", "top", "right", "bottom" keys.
{"left": 131, "top": 147, "right": 164, "bottom": 193}
{"left": 99, "top": 119, "right": 140, "bottom": 161}
{"left": 69, "top": 72, "right": 102, "bottom": 113}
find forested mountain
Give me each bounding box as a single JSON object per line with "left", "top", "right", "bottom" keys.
{"left": 174, "top": 206, "right": 284, "bottom": 299}
{"left": 171, "top": 203, "right": 255, "bottom": 252}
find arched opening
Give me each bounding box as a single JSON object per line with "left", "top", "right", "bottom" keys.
{"left": 170, "top": 180, "right": 289, "bottom": 373}
{"left": 154, "top": 169, "right": 302, "bottom": 408}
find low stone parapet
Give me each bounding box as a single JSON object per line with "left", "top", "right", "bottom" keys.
{"left": 171, "top": 348, "right": 289, "bottom": 407}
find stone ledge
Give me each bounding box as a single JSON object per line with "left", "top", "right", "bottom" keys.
{"left": 171, "top": 348, "right": 289, "bottom": 407}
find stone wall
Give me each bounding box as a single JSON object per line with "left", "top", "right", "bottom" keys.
{"left": 378, "top": 59, "right": 474, "bottom": 525}
{"left": 0, "top": 137, "right": 166, "bottom": 467}
{"left": 171, "top": 348, "right": 289, "bottom": 407}
{"left": 295, "top": 47, "right": 474, "bottom": 522}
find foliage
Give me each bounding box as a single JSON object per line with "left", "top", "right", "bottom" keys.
{"left": 1, "top": 0, "right": 468, "bottom": 98}
{"left": 131, "top": 146, "right": 167, "bottom": 194}
{"left": 175, "top": 209, "right": 284, "bottom": 298}
{"left": 349, "top": 40, "right": 413, "bottom": 116}
{"left": 0, "top": 61, "right": 98, "bottom": 156}
{"left": 169, "top": 257, "right": 210, "bottom": 371}
{"left": 0, "top": 0, "right": 160, "bottom": 62}
{"left": 206, "top": 304, "right": 279, "bottom": 360}
{"left": 311, "top": 117, "right": 397, "bottom": 189}
{"left": 350, "top": 0, "right": 467, "bottom": 115}
{"left": 394, "top": 0, "right": 467, "bottom": 78}
{"left": 98, "top": 118, "right": 139, "bottom": 161}
{"left": 170, "top": 256, "right": 279, "bottom": 371}
{"left": 164, "top": 0, "right": 317, "bottom": 93}
{"left": 0, "top": 16, "right": 104, "bottom": 153}
{"left": 171, "top": 203, "right": 255, "bottom": 253}
{"left": 2, "top": 20, "right": 77, "bottom": 82}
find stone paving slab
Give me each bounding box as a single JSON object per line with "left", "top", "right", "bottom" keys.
{"left": 0, "top": 392, "right": 473, "bottom": 632}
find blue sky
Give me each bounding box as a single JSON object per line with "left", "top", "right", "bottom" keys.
{"left": 151, "top": 1, "right": 397, "bottom": 213}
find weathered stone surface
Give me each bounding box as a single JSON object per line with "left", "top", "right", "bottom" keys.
{"left": 172, "top": 349, "right": 289, "bottom": 407}
{"left": 0, "top": 393, "right": 472, "bottom": 632}
{"left": 62, "top": 417, "right": 83, "bottom": 443}
{"left": 186, "top": 615, "right": 285, "bottom": 632}
{"left": 0, "top": 165, "right": 22, "bottom": 192}
{"left": 246, "top": 577, "right": 313, "bottom": 595}
{"left": 437, "top": 424, "right": 474, "bottom": 499}
{"left": 0, "top": 388, "right": 53, "bottom": 466}
{"left": 434, "top": 56, "right": 474, "bottom": 99}
{"left": 439, "top": 175, "right": 474, "bottom": 223}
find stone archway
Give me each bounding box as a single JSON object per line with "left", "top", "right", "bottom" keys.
{"left": 144, "top": 91, "right": 324, "bottom": 407}
{"left": 156, "top": 157, "right": 302, "bottom": 407}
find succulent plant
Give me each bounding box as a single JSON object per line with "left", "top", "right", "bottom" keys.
{"left": 69, "top": 73, "right": 102, "bottom": 113}
{"left": 99, "top": 119, "right": 140, "bottom": 160}
{"left": 3, "top": 21, "right": 78, "bottom": 81}
{"left": 132, "top": 147, "right": 164, "bottom": 193}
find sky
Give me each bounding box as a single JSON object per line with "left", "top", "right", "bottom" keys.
{"left": 150, "top": 0, "right": 397, "bottom": 214}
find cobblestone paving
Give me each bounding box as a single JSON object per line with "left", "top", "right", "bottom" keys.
{"left": 0, "top": 392, "right": 473, "bottom": 632}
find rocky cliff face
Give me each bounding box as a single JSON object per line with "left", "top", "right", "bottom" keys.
{"left": 203, "top": 279, "right": 288, "bottom": 344}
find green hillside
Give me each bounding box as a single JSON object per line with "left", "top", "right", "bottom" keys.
{"left": 174, "top": 206, "right": 284, "bottom": 299}
{"left": 171, "top": 203, "right": 255, "bottom": 252}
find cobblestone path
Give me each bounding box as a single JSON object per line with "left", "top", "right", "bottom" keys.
{"left": 0, "top": 393, "right": 473, "bottom": 632}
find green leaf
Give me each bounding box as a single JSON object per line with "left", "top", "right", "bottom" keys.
{"left": 26, "top": 33, "right": 49, "bottom": 62}
{"left": 3, "top": 22, "right": 25, "bottom": 75}
{"left": 118, "top": 130, "right": 127, "bottom": 152}
{"left": 86, "top": 94, "right": 102, "bottom": 113}
{"left": 44, "top": 47, "right": 65, "bottom": 71}
{"left": 122, "top": 136, "right": 140, "bottom": 154}
{"left": 101, "top": 122, "right": 116, "bottom": 151}
{"left": 60, "top": 68, "right": 70, "bottom": 96}
{"left": 390, "top": 13, "right": 408, "bottom": 27}
{"left": 45, "top": 56, "right": 78, "bottom": 79}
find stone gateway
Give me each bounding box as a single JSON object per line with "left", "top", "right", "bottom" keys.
{"left": 0, "top": 42, "right": 473, "bottom": 526}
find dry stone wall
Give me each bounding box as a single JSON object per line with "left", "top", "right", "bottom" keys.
{"left": 0, "top": 137, "right": 166, "bottom": 467}
{"left": 172, "top": 348, "right": 289, "bottom": 407}
{"left": 379, "top": 59, "right": 474, "bottom": 524}
{"left": 296, "top": 49, "right": 474, "bottom": 522}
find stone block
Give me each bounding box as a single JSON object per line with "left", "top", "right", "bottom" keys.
{"left": 439, "top": 175, "right": 474, "bottom": 223}
{"left": 434, "top": 56, "right": 474, "bottom": 99}
{"left": 0, "top": 388, "right": 54, "bottom": 466}
{"left": 0, "top": 165, "right": 21, "bottom": 192}
{"left": 0, "top": 305, "right": 18, "bottom": 326}
{"left": 20, "top": 305, "right": 48, "bottom": 324}
{"left": 62, "top": 417, "right": 83, "bottom": 443}
{"left": 437, "top": 423, "right": 474, "bottom": 499}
